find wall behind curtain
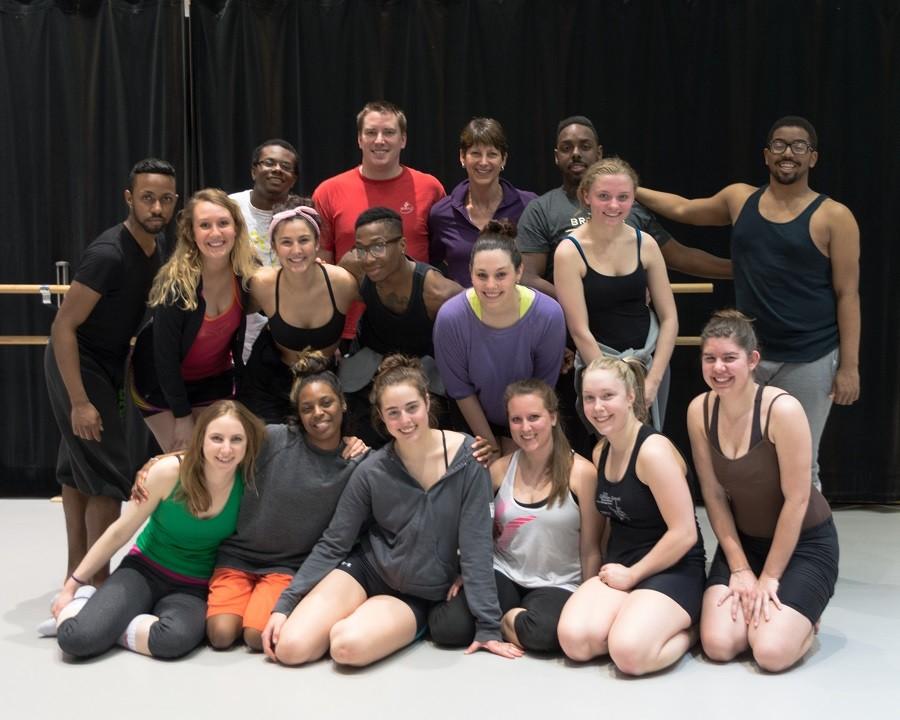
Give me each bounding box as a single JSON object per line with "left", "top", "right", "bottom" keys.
{"left": 1, "top": 0, "right": 897, "bottom": 501}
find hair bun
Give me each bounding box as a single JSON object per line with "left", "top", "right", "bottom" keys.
{"left": 376, "top": 354, "right": 422, "bottom": 376}
{"left": 480, "top": 218, "right": 517, "bottom": 240}
{"left": 291, "top": 349, "right": 330, "bottom": 378}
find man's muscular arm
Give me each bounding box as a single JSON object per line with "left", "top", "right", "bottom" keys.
{"left": 827, "top": 202, "right": 861, "bottom": 405}
{"left": 636, "top": 184, "right": 754, "bottom": 227}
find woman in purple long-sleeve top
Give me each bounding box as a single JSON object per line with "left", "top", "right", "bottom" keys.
{"left": 434, "top": 220, "right": 566, "bottom": 465}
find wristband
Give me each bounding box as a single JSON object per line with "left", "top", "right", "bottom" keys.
{"left": 70, "top": 573, "right": 88, "bottom": 586}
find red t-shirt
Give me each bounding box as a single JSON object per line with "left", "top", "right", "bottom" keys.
{"left": 313, "top": 165, "right": 445, "bottom": 338}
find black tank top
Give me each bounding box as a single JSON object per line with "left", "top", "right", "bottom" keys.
{"left": 731, "top": 186, "right": 836, "bottom": 362}
{"left": 358, "top": 261, "right": 436, "bottom": 357}
{"left": 596, "top": 424, "right": 704, "bottom": 566}
{"left": 564, "top": 230, "right": 650, "bottom": 351}
{"left": 267, "top": 264, "right": 345, "bottom": 351}
{"left": 704, "top": 386, "right": 832, "bottom": 538}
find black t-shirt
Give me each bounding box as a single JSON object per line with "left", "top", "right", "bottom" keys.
{"left": 75, "top": 223, "right": 161, "bottom": 370}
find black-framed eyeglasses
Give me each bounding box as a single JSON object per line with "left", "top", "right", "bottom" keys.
{"left": 767, "top": 139, "right": 814, "bottom": 155}
{"left": 353, "top": 237, "right": 402, "bottom": 259}
{"left": 255, "top": 158, "right": 296, "bottom": 173}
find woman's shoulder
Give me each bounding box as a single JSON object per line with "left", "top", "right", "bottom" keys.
{"left": 635, "top": 429, "right": 685, "bottom": 474}
{"left": 146, "top": 455, "right": 182, "bottom": 498}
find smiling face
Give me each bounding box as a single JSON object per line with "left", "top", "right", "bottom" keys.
{"left": 358, "top": 111, "right": 407, "bottom": 175}
{"left": 378, "top": 382, "right": 430, "bottom": 444}
{"left": 354, "top": 220, "right": 406, "bottom": 282}
{"left": 582, "top": 173, "right": 635, "bottom": 227}
{"left": 297, "top": 380, "right": 345, "bottom": 450}
{"left": 202, "top": 413, "right": 248, "bottom": 471}
{"left": 507, "top": 393, "right": 556, "bottom": 455}
{"left": 251, "top": 144, "right": 298, "bottom": 202}
{"left": 192, "top": 200, "right": 236, "bottom": 262}
{"left": 764, "top": 125, "right": 817, "bottom": 186}
{"left": 273, "top": 217, "right": 317, "bottom": 273}
{"left": 470, "top": 248, "right": 522, "bottom": 307}
{"left": 701, "top": 336, "right": 759, "bottom": 395}
{"left": 581, "top": 368, "right": 635, "bottom": 437}
{"left": 460, "top": 142, "right": 505, "bottom": 188}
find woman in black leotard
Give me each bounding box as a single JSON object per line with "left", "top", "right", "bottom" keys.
{"left": 687, "top": 310, "right": 838, "bottom": 672}
{"left": 261, "top": 355, "right": 523, "bottom": 667}
{"left": 240, "top": 200, "right": 359, "bottom": 422}
{"left": 557, "top": 355, "right": 705, "bottom": 676}
{"left": 553, "top": 157, "right": 677, "bottom": 429}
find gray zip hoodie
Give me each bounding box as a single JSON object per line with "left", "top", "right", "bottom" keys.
{"left": 273, "top": 434, "right": 502, "bottom": 642}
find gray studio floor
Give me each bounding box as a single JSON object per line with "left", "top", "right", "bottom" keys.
{"left": 1, "top": 499, "right": 898, "bottom": 719}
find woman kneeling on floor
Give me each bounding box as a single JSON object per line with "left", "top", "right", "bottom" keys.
{"left": 687, "top": 310, "right": 838, "bottom": 672}
{"left": 557, "top": 357, "right": 706, "bottom": 675}
{"left": 262, "top": 355, "right": 522, "bottom": 666}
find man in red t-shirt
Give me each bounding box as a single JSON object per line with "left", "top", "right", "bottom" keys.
{"left": 314, "top": 100, "right": 445, "bottom": 338}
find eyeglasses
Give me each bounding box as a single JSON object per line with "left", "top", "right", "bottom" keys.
{"left": 767, "top": 139, "right": 814, "bottom": 155}
{"left": 353, "top": 237, "right": 402, "bottom": 259}
{"left": 255, "top": 158, "right": 296, "bottom": 173}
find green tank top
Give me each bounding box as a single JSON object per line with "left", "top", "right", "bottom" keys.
{"left": 135, "top": 469, "right": 243, "bottom": 580}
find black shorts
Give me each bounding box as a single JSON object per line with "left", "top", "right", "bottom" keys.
{"left": 336, "top": 551, "right": 431, "bottom": 634}
{"left": 706, "top": 517, "right": 839, "bottom": 624}
{"left": 129, "top": 367, "right": 234, "bottom": 418}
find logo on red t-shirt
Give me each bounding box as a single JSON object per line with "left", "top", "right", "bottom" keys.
{"left": 399, "top": 201, "right": 414, "bottom": 215}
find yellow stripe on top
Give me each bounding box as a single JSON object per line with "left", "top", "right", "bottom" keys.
{"left": 466, "top": 285, "right": 535, "bottom": 321}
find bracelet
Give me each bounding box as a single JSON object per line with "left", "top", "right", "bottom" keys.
{"left": 70, "top": 573, "right": 88, "bottom": 586}
{"left": 730, "top": 566, "right": 751, "bottom": 575}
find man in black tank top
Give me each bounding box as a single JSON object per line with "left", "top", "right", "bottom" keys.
{"left": 337, "top": 207, "right": 463, "bottom": 445}
{"left": 637, "top": 115, "right": 860, "bottom": 490}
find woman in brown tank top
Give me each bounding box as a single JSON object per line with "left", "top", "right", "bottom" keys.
{"left": 687, "top": 310, "right": 838, "bottom": 673}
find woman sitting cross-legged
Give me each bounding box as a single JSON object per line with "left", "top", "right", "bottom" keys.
{"left": 48, "top": 400, "right": 265, "bottom": 660}
{"left": 261, "top": 355, "right": 523, "bottom": 667}
{"left": 557, "top": 356, "right": 706, "bottom": 676}
{"left": 428, "top": 379, "right": 604, "bottom": 653}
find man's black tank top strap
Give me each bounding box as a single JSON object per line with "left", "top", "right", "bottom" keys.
{"left": 268, "top": 265, "right": 345, "bottom": 351}
{"left": 358, "top": 260, "right": 435, "bottom": 357}
{"left": 731, "top": 186, "right": 836, "bottom": 363}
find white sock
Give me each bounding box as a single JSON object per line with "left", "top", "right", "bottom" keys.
{"left": 118, "top": 614, "right": 156, "bottom": 651}
{"left": 40, "top": 585, "right": 96, "bottom": 637}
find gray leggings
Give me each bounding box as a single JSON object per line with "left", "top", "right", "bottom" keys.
{"left": 57, "top": 555, "right": 208, "bottom": 659}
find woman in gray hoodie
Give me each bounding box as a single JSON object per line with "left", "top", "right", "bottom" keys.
{"left": 262, "top": 355, "right": 523, "bottom": 667}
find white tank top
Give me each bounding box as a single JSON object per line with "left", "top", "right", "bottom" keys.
{"left": 492, "top": 450, "right": 582, "bottom": 591}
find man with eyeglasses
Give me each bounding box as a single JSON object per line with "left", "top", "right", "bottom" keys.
{"left": 313, "top": 100, "right": 445, "bottom": 341}
{"left": 44, "top": 158, "right": 178, "bottom": 593}
{"left": 336, "top": 206, "right": 461, "bottom": 446}
{"left": 637, "top": 115, "right": 860, "bottom": 490}
{"left": 517, "top": 115, "right": 731, "bottom": 299}
{"left": 229, "top": 138, "right": 300, "bottom": 358}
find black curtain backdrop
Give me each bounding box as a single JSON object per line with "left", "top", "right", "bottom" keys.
{"left": 1, "top": 0, "right": 898, "bottom": 501}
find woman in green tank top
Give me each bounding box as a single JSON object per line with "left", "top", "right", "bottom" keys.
{"left": 44, "top": 400, "right": 265, "bottom": 660}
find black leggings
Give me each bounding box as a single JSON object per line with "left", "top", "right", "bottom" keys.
{"left": 57, "top": 555, "right": 208, "bottom": 659}
{"left": 428, "top": 570, "right": 572, "bottom": 652}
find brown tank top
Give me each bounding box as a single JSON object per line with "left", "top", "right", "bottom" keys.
{"left": 704, "top": 386, "right": 831, "bottom": 538}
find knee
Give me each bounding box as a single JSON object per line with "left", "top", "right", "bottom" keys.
{"left": 274, "top": 632, "right": 318, "bottom": 667}
{"left": 608, "top": 635, "right": 655, "bottom": 676}
{"left": 206, "top": 619, "right": 240, "bottom": 650}
{"left": 513, "top": 612, "right": 560, "bottom": 653}
{"left": 557, "top": 619, "right": 599, "bottom": 662}
{"left": 752, "top": 636, "right": 798, "bottom": 673}
{"left": 328, "top": 622, "right": 370, "bottom": 667}
{"left": 57, "top": 619, "right": 107, "bottom": 658}
{"left": 243, "top": 627, "right": 263, "bottom": 652}
{"left": 701, "top": 627, "right": 743, "bottom": 663}
{"left": 148, "top": 618, "right": 203, "bottom": 660}
{"left": 427, "top": 602, "right": 474, "bottom": 647}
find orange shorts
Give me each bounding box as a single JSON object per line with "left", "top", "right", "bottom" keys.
{"left": 206, "top": 567, "right": 293, "bottom": 632}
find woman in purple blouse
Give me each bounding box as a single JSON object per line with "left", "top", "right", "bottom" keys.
{"left": 428, "top": 118, "right": 536, "bottom": 286}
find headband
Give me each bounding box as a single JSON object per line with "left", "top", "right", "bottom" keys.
{"left": 269, "top": 205, "right": 321, "bottom": 239}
